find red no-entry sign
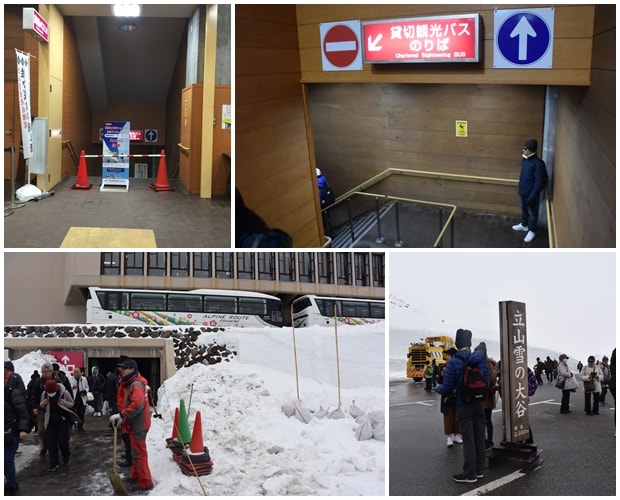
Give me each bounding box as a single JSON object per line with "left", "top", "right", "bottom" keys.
{"left": 320, "top": 20, "right": 363, "bottom": 71}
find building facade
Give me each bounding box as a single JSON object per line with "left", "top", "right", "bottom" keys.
{"left": 4, "top": 251, "right": 385, "bottom": 325}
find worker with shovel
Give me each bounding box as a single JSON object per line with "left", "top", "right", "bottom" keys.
{"left": 109, "top": 359, "right": 154, "bottom": 492}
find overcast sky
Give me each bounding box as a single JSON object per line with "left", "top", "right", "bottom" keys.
{"left": 389, "top": 251, "right": 616, "bottom": 364}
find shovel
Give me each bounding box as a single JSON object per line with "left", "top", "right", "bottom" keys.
{"left": 108, "top": 420, "right": 128, "bottom": 495}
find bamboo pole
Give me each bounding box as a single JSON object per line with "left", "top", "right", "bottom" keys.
{"left": 291, "top": 302, "right": 300, "bottom": 400}
{"left": 334, "top": 304, "right": 342, "bottom": 407}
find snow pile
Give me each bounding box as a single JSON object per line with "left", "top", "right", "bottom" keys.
{"left": 9, "top": 323, "right": 385, "bottom": 496}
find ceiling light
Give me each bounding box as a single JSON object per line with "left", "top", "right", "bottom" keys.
{"left": 113, "top": 4, "right": 141, "bottom": 17}
{"left": 119, "top": 21, "right": 137, "bottom": 32}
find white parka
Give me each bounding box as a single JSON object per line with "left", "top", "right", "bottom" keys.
{"left": 558, "top": 360, "right": 579, "bottom": 391}
{"left": 578, "top": 363, "right": 603, "bottom": 393}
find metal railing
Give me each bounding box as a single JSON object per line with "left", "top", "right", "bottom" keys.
{"left": 322, "top": 167, "right": 554, "bottom": 248}
{"left": 339, "top": 191, "right": 457, "bottom": 248}
{"left": 62, "top": 140, "right": 79, "bottom": 167}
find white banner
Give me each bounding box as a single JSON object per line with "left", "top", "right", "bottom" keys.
{"left": 16, "top": 49, "right": 33, "bottom": 159}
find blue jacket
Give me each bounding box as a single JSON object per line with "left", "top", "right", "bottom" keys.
{"left": 435, "top": 348, "right": 490, "bottom": 405}
{"left": 518, "top": 154, "right": 547, "bottom": 200}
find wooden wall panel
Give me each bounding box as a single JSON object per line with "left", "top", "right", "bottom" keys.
{"left": 296, "top": 4, "right": 595, "bottom": 86}
{"left": 61, "top": 18, "right": 92, "bottom": 179}
{"left": 551, "top": 4, "right": 615, "bottom": 248}
{"left": 309, "top": 83, "right": 544, "bottom": 214}
{"left": 236, "top": 5, "right": 323, "bottom": 248}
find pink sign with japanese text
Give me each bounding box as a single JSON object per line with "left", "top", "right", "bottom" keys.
{"left": 362, "top": 13, "right": 480, "bottom": 63}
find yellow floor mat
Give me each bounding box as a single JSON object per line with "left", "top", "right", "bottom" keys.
{"left": 60, "top": 227, "right": 157, "bottom": 248}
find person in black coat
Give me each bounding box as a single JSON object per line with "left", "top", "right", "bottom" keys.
{"left": 5, "top": 363, "right": 31, "bottom": 495}
{"left": 87, "top": 366, "right": 106, "bottom": 416}
{"left": 104, "top": 368, "right": 120, "bottom": 416}
{"left": 235, "top": 188, "right": 293, "bottom": 247}
{"left": 511, "top": 138, "right": 548, "bottom": 243}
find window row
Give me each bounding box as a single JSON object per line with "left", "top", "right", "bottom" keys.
{"left": 100, "top": 252, "right": 385, "bottom": 288}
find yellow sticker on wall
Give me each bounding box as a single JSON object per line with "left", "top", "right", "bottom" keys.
{"left": 456, "top": 120, "right": 468, "bottom": 137}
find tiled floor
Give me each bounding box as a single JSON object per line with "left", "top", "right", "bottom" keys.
{"left": 328, "top": 202, "right": 550, "bottom": 249}
{"left": 4, "top": 177, "right": 231, "bottom": 248}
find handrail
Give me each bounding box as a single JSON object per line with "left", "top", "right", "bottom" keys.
{"left": 61, "top": 140, "right": 79, "bottom": 167}
{"left": 334, "top": 167, "right": 518, "bottom": 205}
{"left": 545, "top": 192, "right": 555, "bottom": 248}
{"left": 324, "top": 167, "right": 556, "bottom": 248}
{"left": 352, "top": 191, "right": 457, "bottom": 248}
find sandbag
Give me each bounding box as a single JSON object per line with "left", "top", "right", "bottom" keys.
{"left": 348, "top": 400, "right": 364, "bottom": 419}
{"left": 354, "top": 414, "right": 374, "bottom": 441}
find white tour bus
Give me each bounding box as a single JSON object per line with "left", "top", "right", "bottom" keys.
{"left": 87, "top": 286, "right": 284, "bottom": 327}
{"left": 291, "top": 294, "right": 385, "bottom": 327}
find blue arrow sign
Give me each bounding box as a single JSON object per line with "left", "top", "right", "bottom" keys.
{"left": 145, "top": 129, "right": 158, "bottom": 142}
{"left": 494, "top": 8, "right": 554, "bottom": 69}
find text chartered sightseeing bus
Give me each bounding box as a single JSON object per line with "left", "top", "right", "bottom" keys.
{"left": 87, "top": 287, "right": 284, "bottom": 327}
{"left": 292, "top": 294, "right": 385, "bottom": 327}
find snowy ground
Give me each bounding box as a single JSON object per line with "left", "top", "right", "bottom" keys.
{"left": 9, "top": 323, "right": 386, "bottom": 496}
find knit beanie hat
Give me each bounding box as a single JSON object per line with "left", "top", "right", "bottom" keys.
{"left": 44, "top": 379, "right": 59, "bottom": 393}
{"left": 523, "top": 138, "right": 538, "bottom": 152}
{"left": 455, "top": 329, "right": 472, "bottom": 349}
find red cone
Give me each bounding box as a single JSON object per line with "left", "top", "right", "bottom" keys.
{"left": 171, "top": 407, "right": 179, "bottom": 440}
{"left": 148, "top": 150, "right": 175, "bottom": 191}
{"left": 71, "top": 150, "right": 93, "bottom": 190}
{"left": 189, "top": 411, "right": 204, "bottom": 453}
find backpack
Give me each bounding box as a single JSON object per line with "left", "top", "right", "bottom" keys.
{"left": 461, "top": 359, "right": 488, "bottom": 403}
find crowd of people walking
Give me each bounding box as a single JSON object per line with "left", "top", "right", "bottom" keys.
{"left": 5, "top": 358, "right": 154, "bottom": 494}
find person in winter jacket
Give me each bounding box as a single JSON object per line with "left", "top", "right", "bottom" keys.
{"left": 104, "top": 368, "right": 120, "bottom": 416}
{"left": 435, "top": 329, "right": 489, "bottom": 483}
{"left": 511, "top": 138, "right": 547, "bottom": 243}
{"left": 32, "top": 362, "right": 56, "bottom": 456}
{"left": 598, "top": 355, "right": 611, "bottom": 406}
{"left": 40, "top": 379, "right": 75, "bottom": 471}
{"left": 52, "top": 363, "right": 73, "bottom": 394}
{"left": 88, "top": 366, "right": 106, "bottom": 416}
{"left": 25, "top": 370, "right": 40, "bottom": 432}
{"left": 475, "top": 343, "right": 498, "bottom": 451}
{"left": 235, "top": 188, "right": 293, "bottom": 248}
{"left": 579, "top": 355, "right": 603, "bottom": 415}
{"left": 110, "top": 359, "right": 153, "bottom": 491}
{"left": 316, "top": 168, "right": 336, "bottom": 238}
{"left": 5, "top": 363, "right": 31, "bottom": 495}
{"left": 69, "top": 367, "right": 90, "bottom": 432}
{"left": 438, "top": 348, "right": 462, "bottom": 447}
{"left": 424, "top": 362, "right": 434, "bottom": 392}
{"left": 557, "top": 354, "right": 579, "bottom": 414}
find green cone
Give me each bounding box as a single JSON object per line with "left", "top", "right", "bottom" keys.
{"left": 177, "top": 398, "right": 192, "bottom": 445}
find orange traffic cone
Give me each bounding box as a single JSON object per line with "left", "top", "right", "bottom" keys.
{"left": 148, "top": 150, "right": 175, "bottom": 192}
{"left": 189, "top": 411, "right": 204, "bottom": 453}
{"left": 71, "top": 150, "right": 93, "bottom": 190}
{"left": 171, "top": 407, "right": 180, "bottom": 440}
